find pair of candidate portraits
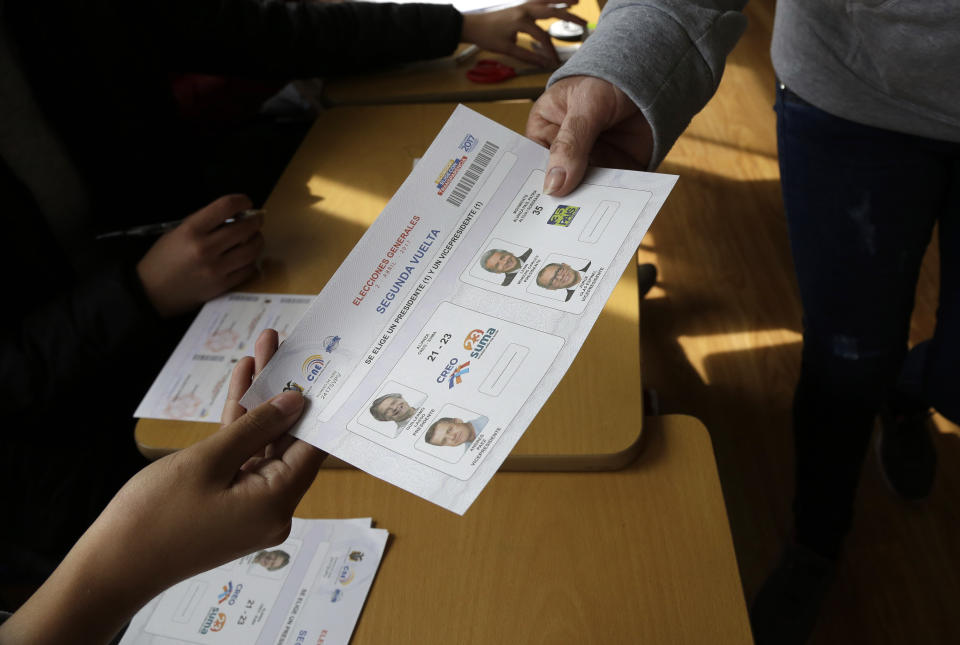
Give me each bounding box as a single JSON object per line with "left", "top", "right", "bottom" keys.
{"left": 480, "top": 248, "right": 585, "bottom": 291}
{"left": 364, "top": 247, "right": 584, "bottom": 447}
{"left": 369, "top": 393, "right": 483, "bottom": 448}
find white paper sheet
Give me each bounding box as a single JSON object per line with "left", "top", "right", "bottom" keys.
{"left": 135, "top": 293, "right": 312, "bottom": 422}
{"left": 119, "top": 518, "right": 388, "bottom": 645}
{"left": 241, "top": 105, "right": 677, "bottom": 514}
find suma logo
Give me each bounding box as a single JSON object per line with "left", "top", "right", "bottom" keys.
{"left": 301, "top": 354, "right": 326, "bottom": 382}
{"left": 210, "top": 612, "right": 227, "bottom": 633}
{"left": 463, "top": 329, "right": 485, "bottom": 351}
{"left": 448, "top": 361, "right": 470, "bottom": 389}
{"left": 467, "top": 328, "right": 498, "bottom": 359}
{"left": 199, "top": 607, "right": 227, "bottom": 635}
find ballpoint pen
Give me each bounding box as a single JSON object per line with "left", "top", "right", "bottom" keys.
{"left": 454, "top": 44, "right": 479, "bottom": 64}
{"left": 95, "top": 208, "right": 265, "bottom": 240}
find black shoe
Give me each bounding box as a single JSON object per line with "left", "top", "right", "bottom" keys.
{"left": 876, "top": 405, "right": 936, "bottom": 501}
{"left": 750, "top": 544, "right": 836, "bottom": 645}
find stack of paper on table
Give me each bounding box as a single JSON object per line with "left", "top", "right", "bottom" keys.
{"left": 120, "top": 519, "right": 388, "bottom": 645}
{"left": 135, "top": 293, "right": 312, "bottom": 423}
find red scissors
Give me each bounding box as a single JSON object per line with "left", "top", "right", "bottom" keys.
{"left": 466, "top": 59, "right": 543, "bottom": 84}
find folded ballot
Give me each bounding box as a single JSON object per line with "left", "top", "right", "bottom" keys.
{"left": 240, "top": 105, "right": 676, "bottom": 514}
{"left": 120, "top": 518, "right": 387, "bottom": 645}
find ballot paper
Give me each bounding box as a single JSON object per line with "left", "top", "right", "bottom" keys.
{"left": 134, "top": 293, "right": 312, "bottom": 422}
{"left": 119, "top": 518, "right": 388, "bottom": 645}
{"left": 241, "top": 105, "right": 677, "bottom": 514}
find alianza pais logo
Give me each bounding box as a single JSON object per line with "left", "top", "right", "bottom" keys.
{"left": 301, "top": 354, "right": 326, "bottom": 382}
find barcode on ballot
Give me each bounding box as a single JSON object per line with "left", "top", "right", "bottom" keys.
{"left": 446, "top": 141, "right": 499, "bottom": 207}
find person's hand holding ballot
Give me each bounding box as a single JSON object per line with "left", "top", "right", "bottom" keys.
{"left": 0, "top": 331, "right": 325, "bottom": 645}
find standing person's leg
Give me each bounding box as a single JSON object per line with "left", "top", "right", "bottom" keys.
{"left": 921, "top": 159, "right": 960, "bottom": 424}
{"left": 776, "top": 85, "right": 950, "bottom": 558}
{"left": 752, "top": 84, "right": 953, "bottom": 645}
{"left": 879, "top": 157, "right": 959, "bottom": 498}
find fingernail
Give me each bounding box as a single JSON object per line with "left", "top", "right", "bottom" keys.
{"left": 544, "top": 166, "right": 565, "bottom": 195}
{"left": 270, "top": 391, "right": 304, "bottom": 415}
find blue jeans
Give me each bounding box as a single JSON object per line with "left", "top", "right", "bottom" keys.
{"left": 775, "top": 84, "right": 960, "bottom": 557}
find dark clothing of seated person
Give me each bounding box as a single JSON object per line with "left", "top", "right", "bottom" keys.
{"left": 0, "top": 0, "right": 468, "bottom": 582}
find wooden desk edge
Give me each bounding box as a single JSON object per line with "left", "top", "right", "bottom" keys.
{"left": 136, "top": 421, "right": 645, "bottom": 471}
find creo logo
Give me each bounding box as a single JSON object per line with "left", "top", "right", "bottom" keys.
{"left": 448, "top": 361, "right": 470, "bottom": 389}
{"left": 218, "top": 581, "right": 243, "bottom": 606}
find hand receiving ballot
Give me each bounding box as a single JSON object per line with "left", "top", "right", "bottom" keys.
{"left": 223, "top": 106, "right": 677, "bottom": 515}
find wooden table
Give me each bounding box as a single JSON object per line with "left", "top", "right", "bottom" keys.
{"left": 321, "top": 1, "right": 600, "bottom": 106}
{"left": 135, "top": 101, "right": 645, "bottom": 469}
{"left": 297, "top": 414, "right": 753, "bottom": 644}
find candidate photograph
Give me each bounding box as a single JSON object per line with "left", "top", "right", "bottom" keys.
{"left": 479, "top": 247, "right": 533, "bottom": 287}
{"left": 533, "top": 258, "right": 591, "bottom": 302}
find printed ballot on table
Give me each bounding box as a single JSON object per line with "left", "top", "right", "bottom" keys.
{"left": 119, "top": 518, "right": 388, "bottom": 645}
{"left": 135, "top": 293, "right": 312, "bottom": 422}
{"left": 241, "top": 105, "right": 677, "bottom": 514}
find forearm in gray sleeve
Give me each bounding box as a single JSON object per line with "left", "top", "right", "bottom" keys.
{"left": 549, "top": 0, "right": 747, "bottom": 169}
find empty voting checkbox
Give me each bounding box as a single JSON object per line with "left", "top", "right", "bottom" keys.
{"left": 478, "top": 343, "right": 530, "bottom": 396}
{"left": 172, "top": 581, "right": 206, "bottom": 624}
{"left": 579, "top": 200, "right": 620, "bottom": 243}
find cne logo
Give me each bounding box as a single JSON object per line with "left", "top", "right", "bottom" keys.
{"left": 301, "top": 354, "right": 326, "bottom": 382}
{"left": 348, "top": 551, "right": 364, "bottom": 562}
{"left": 448, "top": 361, "right": 470, "bottom": 389}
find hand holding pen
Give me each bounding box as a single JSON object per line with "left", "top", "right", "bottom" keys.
{"left": 136, "top": 194, "right": 265, "bottom": 318}
{"left": 96, "top": 208, "right": 264, "bottom": 239}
